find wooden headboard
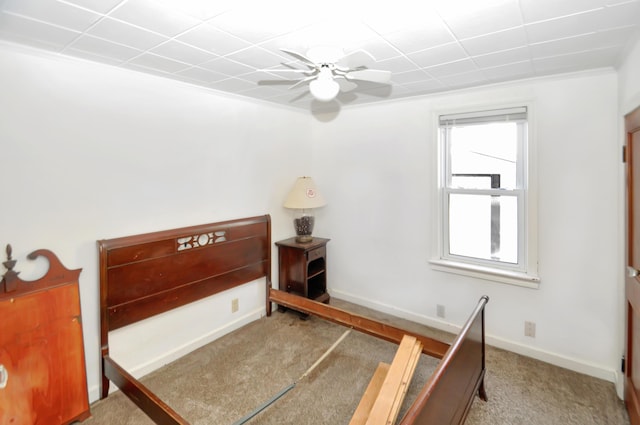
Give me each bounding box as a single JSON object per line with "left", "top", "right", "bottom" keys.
{"left": 98, "top": 215, "right": 271, "bottom": 398}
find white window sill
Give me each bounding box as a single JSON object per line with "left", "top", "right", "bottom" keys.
{"left": 429, "top": 259, "right": 540, "bottom": 289}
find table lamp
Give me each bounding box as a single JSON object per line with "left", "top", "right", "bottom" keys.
{"left": 283, "top": 177, "right": 327, "bottom": 243}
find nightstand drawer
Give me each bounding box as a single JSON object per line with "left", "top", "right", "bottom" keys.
{"left": 307, "top": 246, "right": 325, "bottom": 262}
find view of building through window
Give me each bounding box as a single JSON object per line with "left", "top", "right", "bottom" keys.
{"left": 440, "top": 107, "right": 526, "bottom": 270}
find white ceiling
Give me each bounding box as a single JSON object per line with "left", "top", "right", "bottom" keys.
{"left": 1, "top": 0, "right": 639, "bottom": 112}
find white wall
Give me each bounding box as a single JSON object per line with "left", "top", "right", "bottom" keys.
{"left": 619, "top": 37, "right": 640, "bottom": 114}
{"left": 311, "top": 70, "right": 622, "bottom": 383}
{"left": 0, "top": 42, "right": 310, "bottom": 401}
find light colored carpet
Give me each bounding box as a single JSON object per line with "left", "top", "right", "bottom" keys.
{"left": 84, "top": 299, "right": 629, "bottom": 425}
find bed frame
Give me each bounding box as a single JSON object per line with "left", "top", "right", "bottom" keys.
{"left": 98, "top": 214, "right": 488, "bottom": 425}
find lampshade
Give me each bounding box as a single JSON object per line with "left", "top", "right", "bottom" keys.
{"left": 283, "top": 177, "right": 327, "bottom": 210}
{"left": 284, "top": 177, "right": 326, "bottom": 243}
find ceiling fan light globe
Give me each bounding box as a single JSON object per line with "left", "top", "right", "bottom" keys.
{"left": 309, "top": 78, "right": 340, "bottom": 102}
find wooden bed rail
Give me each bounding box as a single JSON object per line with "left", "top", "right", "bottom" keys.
{"left": 269, "top": 289, "right": 450, "bottom": 359}
{"left": 103, "top": 355, "right": 189, "bottom": 425}
{"left": 398, "top": 295, "right": 489, "bottom": 425}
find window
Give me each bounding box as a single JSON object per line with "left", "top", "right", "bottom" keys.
{"left": 431, "top": 106, "right": 539, "bottom": 287}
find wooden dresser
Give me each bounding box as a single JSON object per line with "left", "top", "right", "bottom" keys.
{"left": 0, "top": 245, "right": 90, "bottom": 424}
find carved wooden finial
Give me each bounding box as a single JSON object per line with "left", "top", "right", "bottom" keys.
{"left": 2, "top": 243, "right": 19, "bottom": 293}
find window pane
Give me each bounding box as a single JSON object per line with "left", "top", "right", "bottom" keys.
{"left": 449, "top": 122, "right": 518, "bottom": 189}
{"left": 448, "top": 193, "right": 518, "bottom": 264}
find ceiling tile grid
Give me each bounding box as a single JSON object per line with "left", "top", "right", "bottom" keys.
{"left": 0, "top": 0, "right": 638, "bottom": 111}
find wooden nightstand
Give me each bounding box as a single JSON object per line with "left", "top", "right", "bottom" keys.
{"left": 276, "top": 237, "right": 330, "bottom": 305}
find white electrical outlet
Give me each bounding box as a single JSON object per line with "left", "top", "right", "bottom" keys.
{"left": 524, "top": 321, "right": 536, "bottom": 338}
{"left": 231, "top": 298, "right": 239, "bottom": 313}
{"left": 436, "top": 304, "right": 445, "bottom": 319}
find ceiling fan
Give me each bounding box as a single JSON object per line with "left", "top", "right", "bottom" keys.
{"left": 265, "top": 47, "right": 392, "bottom": 102}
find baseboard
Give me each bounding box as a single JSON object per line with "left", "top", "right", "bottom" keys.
{"left": 331, "top": 289, "right": 618, "bottom": 384}
{"left": 88, "top": 307, "right": 264, "bottom": 402}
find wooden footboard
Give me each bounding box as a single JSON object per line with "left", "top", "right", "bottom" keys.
{"left": 398, "top": 295, "right": 489, "bottom": 425}
{"left": 271, "top": 290, "right": 489, "bottom": 425}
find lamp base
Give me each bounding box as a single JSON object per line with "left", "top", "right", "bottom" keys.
{"left": 293, "top": 216, "right": 314, "bottom": 244}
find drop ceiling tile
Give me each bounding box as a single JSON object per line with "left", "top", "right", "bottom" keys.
{"left": 175, "top": 66, "right": 228, "bottom": 83}
{"left": 209, "top": 77, "right": 256, "bottom": 93}
{"left": 239, "top": 85, "right": 283, "bottom": 100}
{"left": 176, "top": 23, "right": 251, "bottom": 56}
{"left": 65, "top": 48, "right": 123, "bottom": 65}
{"left": 312, "top": 20, "right": 380, "bottom": 47}
{"left": 0, "top": 11, "right": 80, "bottom": 50}
{"left": 426, "top": 58, "right": 479, "bottom": 78}
{"left": 259, "top": 20, "right": 379, "bottom": 55}
{"left": 439, "top": 70, "right": 490, "bottom": 88}
{"left": 519, "top": 0, "right": 605, "bottom": 24}
{"left": 376, "top": 55, "right": 421, "bottom": 73}
{"left": 362, "top": 5, "right": 440, "bottom": 35}
{"left": 408, "top": 42, "right": 468, "bottom": 68}
{"left": 2, "top": 0, "right": 102, "bottom": 31}
{"left": 460, "top": 26, "right": 529, "bottom": 56}
{"left": 154, "top": 0, "right": 234, "bottom": 20}
{"left": 207, "top": 6, "right": 309, "bottom": 44}
{"left": 392, "top": 69, "right": 432, "bottom": 84}
{"left": 400, "top": 78, "right": 446, "bottom": 94}
{"left": 109, "top": 0, "right": 200, "bottom": 37}
{"left": 347, "top": 37, "right": 402, "bottom": 62}
{"left": 525, "top": 9, "right": 603, "bottom": 43}
{"left": 62, "top": 0, "right": 124, "bottom": 15}
{"left": 482, "top": 60, "right": 536, "bottom": 81}
{"left": 88, "top": 17, "right": 168, "bottom": 50}
{"left": 68, "top": 34, "right": 141, "bottom": 61}
{"left": 606, "top": 0, "right": 639, "bottom": 5}
{"left": 121, "top": 62, "right": 174, "bottom": 80}
{"left": 383, "top": 84, "right": 411, "bottom": 97}
{"left": 437, "top": 0, "right": 524, "bottom": 40}
{"left": 379, "top": 16, "right": 456, "bottom": 54}
{"left": 533, "top": 46, "right": 619, "bottom": 74}
{"left": 128, "top": 52, "right": 190, "bottom": 73}
{"left": 151, "top": 40, "right": 216, "bottom": 65}
{"left": 270, "top": 90, "right": 311, "bottom": 105}
{"left": 351, "top": 87, "right": 394, "bottom": 102}
{"left": 472, "top": 46, "right": 531, "bottom": 68}
{"left": 530, "top": 26, "right": 636, "bottom": 59}
{"left": 225, "top": 46, "right": 283, "bottom": 70}
{"left": 600, "top": 1, "right": 640, "bottom": 30}
{"left": 199, "top": 57, "right": 255, "bottom": 75}
{"left": 236, "top": 72, "right": 283, "bottom": 90}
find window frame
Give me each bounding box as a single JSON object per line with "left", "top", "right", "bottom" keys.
{"left": 430, "top": 103, "right": 539, "bottom": 288}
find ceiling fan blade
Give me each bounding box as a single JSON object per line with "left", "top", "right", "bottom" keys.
{"left": 280, "top": 48, "right": 317, "bottom": 67}
{"left": 345, "top": 69, "right": 392, "bottom": 84}
{"left": 259, "top": 69, "right": 314, "bottom": 74}
{"left": 336, "top": 79, "right": 358, "bottom": 92}
{"left": 257, "top": 79, "right": 301, "bottom": 86}
{"left": 337, "top": 49, "right": 376, "bottom": 70}
{"left": 288, "top": 75, "right": 317, "bottom": 90}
